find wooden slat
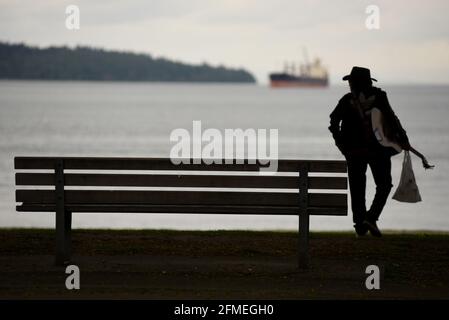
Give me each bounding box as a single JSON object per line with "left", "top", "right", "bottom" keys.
{"left": 308, "top": 207, "right": 347, "bottom": 216}
{"left": 308, "top": 161, "right": 347, "bottom": 173}
{"left": 309, "top": 193, "right": 347, "bottom": 207}
{"left": 16, "top": 190, "right": 296, "bottom": 206}
{"left": 309, "top": 176, "right": 347, "bottom": 189}
{"left": 16, "top": 189, "right": 347, "bottom": 207}
{"left": 15, "top": 173, "right": 347, "bottom": 189}
{"left": 14, "top": 157, "right": 347, "bottom": 173}
{"left": 16, "top": 173, "right": 298, "bottom": 188}
{"left": 16, "top": 204, "right": 347, "bottom": 216}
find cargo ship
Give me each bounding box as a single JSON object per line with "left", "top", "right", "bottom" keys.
{"left": 269, "top": 53, "right": 329, "bottom": 88}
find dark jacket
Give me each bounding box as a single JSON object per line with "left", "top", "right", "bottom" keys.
{"left": 329, "top": 86, "right": 410, "bottom": 156}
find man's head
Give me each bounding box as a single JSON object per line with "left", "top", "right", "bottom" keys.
{"left": 343, "top": 66, "right": 377, "bottom": 94}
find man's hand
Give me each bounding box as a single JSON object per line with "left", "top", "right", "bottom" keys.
{"left": 401, "top": 140, "right": 411, "bottom": 151}
{"left": 335, "top": 140, "right": 347, "bottom": 156}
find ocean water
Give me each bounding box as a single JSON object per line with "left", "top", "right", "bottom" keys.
{"left": 0, "top": 80, "right": 448, "bottom": 231}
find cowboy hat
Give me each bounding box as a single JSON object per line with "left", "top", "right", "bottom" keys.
{"left": 343, "top": 66, "right": 377, "bottom": 82}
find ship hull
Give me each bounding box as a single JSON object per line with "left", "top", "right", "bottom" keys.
{"left": 269, "top": 73, "right": 328, "bottom": 88}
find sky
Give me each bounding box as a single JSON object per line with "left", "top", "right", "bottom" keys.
{"left": 1, "top": 0, "right": 448, "bottom": 84}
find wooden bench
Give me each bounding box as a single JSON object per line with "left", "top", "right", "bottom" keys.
{"left": 14, "top": 157, "right": 347, "bottom": 268}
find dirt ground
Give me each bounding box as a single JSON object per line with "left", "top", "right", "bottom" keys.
{"left": 0, "top": 229, "right": 448, "bottom": 299}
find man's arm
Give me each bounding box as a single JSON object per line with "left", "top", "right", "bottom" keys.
{"left": 329, "top": 97, "right": 346, "bottom": 154}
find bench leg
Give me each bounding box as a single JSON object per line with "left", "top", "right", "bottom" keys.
{"left": 55, "top": 210, "right": 72, "bottom": 266}
{"left": 298, "top": 212, "right": 309, "bottom": 269}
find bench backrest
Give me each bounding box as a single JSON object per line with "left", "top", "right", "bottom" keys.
{"left": 15, "top": 157, "right": 347, "bottom": 215}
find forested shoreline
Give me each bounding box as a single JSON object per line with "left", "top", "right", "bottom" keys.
{"left": 0, "top": 42, "right": 256, "bottom": 83}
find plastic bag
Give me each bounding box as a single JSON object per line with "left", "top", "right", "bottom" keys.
{"left": 392, "top": 151, "right": 422, "bottom": 203}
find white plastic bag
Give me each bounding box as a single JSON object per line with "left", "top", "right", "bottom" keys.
{"left": 392, "top": 151, "right": 422, "bottom": 203}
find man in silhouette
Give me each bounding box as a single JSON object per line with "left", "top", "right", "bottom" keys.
{"left": 329, "top": 66, "right": 410, "bottom": 237}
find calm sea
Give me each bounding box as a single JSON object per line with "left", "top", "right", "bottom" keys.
{"left": 0, "top": 80, "right": 448, "bottom": 231}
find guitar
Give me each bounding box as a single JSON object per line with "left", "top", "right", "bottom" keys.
{"left": 354, "top": 93, "right": 433, "bottom": 168}
{"left": 370, "top": 107, "right": 402, "bottom": 154}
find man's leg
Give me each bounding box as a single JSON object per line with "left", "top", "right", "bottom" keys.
{"left": 346, "top": 156, "right": 368, "bottom": 226}
{"left": 368, "top": 154, "right": 393, "bottom": 221}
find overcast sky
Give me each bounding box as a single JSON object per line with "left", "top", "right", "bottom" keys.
{"left": 1, "top": 0, "right": 448, "bottom": 84}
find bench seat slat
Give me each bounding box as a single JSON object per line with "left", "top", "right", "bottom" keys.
{"left": 15, "top": 173, "right": 347, "bottom": 189}
{"left": 16, "top": 204, "right": 347, "bottom": 216}
{"left": 14, "top": 157, "right": 347, "bottom": 173}
{"left": 16, "top": 190, "right": 347, "bottom": 207}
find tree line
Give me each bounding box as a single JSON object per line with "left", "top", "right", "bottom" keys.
{"left": 0, "top": 42, "right": 256, "bottom": 83}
